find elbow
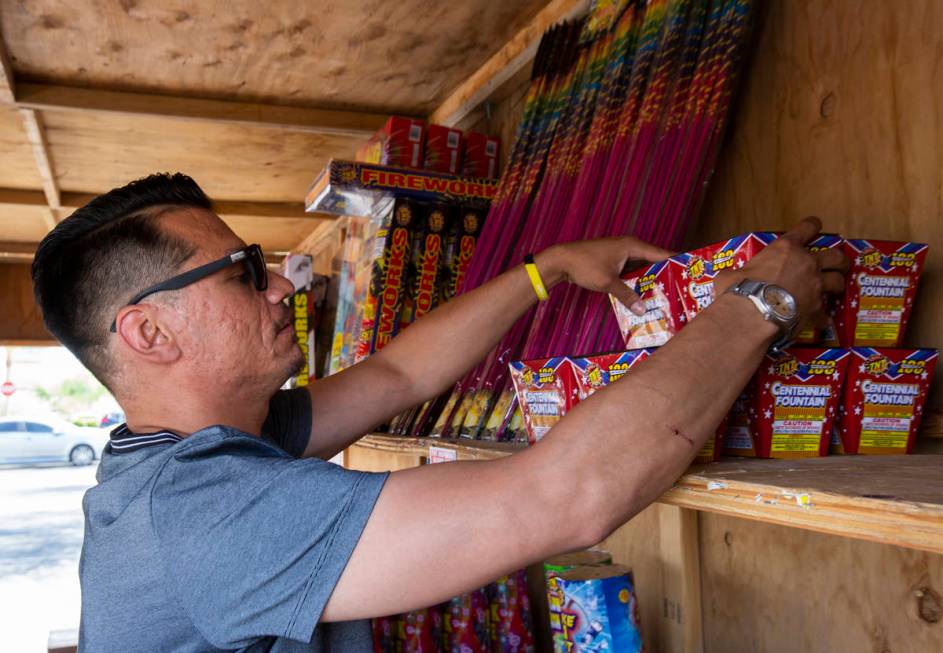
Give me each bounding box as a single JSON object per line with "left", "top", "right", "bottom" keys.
{"left": 562, "top": 476, "right": 623, "bottom": 551}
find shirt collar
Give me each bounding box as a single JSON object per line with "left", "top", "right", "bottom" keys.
{"left": 109, "top": 423, "right": 182, "bottom": 454}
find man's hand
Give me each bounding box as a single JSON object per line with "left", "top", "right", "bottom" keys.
{"left": 714, "top": 217, "right": 850, "bottom": 326}
{"left": 538, "top": 237, "right": 673, "bottom": 315}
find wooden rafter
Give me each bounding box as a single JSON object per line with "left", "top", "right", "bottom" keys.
{"left": 428, "top": 0, "right": 590, "bottom": 126}
{"left": 0, "top": 31, "right": 13, "bottom": 104}
{"left": 0, "top": 187, "right": 328, "bottom": 220}
{"left": 0, "top": 241, "right": 36, "bottom": 262}
{"left": 0, "top": 241, "right": 287, "bottom": 266}
{"left": 19, "top": 108, "right": 60, "bottom": 230}
{"left": 13, "top": 83, "right": 390, "bottom": 138}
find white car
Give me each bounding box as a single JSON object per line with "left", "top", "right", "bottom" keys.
{"left": 0, "top": 416, "right": 109, "bottom": 465}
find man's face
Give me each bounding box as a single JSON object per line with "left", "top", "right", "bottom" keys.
{"left": 156, "top": 208, "right": 303, "bottom": 393}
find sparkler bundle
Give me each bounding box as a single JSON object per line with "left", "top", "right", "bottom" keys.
{"left": 411, "top": 0, "right": 755, "bottom": 440}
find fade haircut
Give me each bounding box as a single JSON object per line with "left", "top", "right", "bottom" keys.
{"left": 32, "top": 173, "right": 210, "bottom": 388}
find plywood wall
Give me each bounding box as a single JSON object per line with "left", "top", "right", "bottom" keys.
{"left": 0, "top": 263, "right": 51, "bottom": 343}
{"left": 698, "top": 512, "right": 943, "bottom": 653}
{"left": 694, "top": 0, "right": 943, "bottom": 409}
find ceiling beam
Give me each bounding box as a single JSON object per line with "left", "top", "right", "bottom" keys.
{"left": 428, "top": 0, "right": 590, "bottom": 127}
{"left": 12, "top": 83, "right": 390, "bottom": 139}
{"left": 0, "top": 32, "right": 13, "bottom": 103}
{"left": 0, "top": 187, "right": 331, "bottom": 221}
{"left": 0, "top": 241, "right": 36, "bottom": 263}
{"left": 1, "top": 241, "right": 287, "bottom": 266}
{"left": 20, "top": 108, "right": 61, "bottom": 230}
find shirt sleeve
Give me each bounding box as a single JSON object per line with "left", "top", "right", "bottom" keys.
{"left": 150, "top": 431, "right": 388, "bottom": 648}
{"left": 261, "top": 387, "right": 312, "bottom": 457}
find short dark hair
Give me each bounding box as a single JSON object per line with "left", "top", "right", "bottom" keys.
{"left": 32, "top": 173, "right": 211, "bottom": 388}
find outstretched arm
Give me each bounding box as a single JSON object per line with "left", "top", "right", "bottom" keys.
{"left": 322, "top": 218, "right": 849, "bottom": 620}
{"left": 303, "top": 237, "right": 670, "bottom": 459}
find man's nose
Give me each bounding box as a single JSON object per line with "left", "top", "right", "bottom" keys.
{"left": 265, "top": 270, "right": 296, "bottom": 303}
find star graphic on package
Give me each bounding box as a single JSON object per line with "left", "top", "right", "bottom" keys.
{"left": 912, "top": 263, "right": 919, "bottom": 272}
{"left": 916, "top": 404, "right": 923, "bottom": 413}
{"left": 767, "top": 365, "right": 775, "bottom": 374}
{"left": 921, "top": 371, "right": 928, "bottom": 379}
{"left": 681, "top": 269, "right": 688, "bottom": 280}
{"left": 735, "top": 260, "right": 745, "bottom": 269}
{"left": 859, "top": 364, "right": 866, "bottom": 373}
{"left": 656, "top": 282, "right": 665, "bottom": 293}
{"left": 679, "top": 313, "right": 687, "bottom": 323}
{"left": 850, "top": 299, "right": 857, "bottom": 308}
{"left": 832, "top": 372, "right": 840, "bottom": 381}
{"left": 854, "top": 406, "right": 861, "bottom": 415}
{"left": 855, "top": 380, "right": 861, "bottom": 387}
{"left": 763, "top": 409, "right": 772, "bottom": 419}
{"left": 764, "top": 382, "right": 771, "bottom": 390}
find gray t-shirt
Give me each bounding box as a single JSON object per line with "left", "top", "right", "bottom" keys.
{"left": 78, "top": 388, "right": 388, "bottom": 652}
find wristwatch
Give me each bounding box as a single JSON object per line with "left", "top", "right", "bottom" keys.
{"left": 724, "top": 279, "right": 799, "bottom": 354}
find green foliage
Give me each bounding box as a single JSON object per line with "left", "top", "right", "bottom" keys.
{"left": 36, "top": 377, "right": 109, "bottom": 417}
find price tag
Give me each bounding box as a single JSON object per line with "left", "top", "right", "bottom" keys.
{"left": 427, "top": 446, "right": 457, "bottom": 464}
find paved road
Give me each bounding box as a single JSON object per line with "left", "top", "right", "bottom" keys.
{"left": 0, "top": 463, "right": 97, "bottom": 652}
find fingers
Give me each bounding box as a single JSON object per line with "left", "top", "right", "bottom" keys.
{"left": 814, "top": 247, "right": 850, "bottom": 272}
{"left": 606, "top": 278, "right": 646, "bottom": 316}
{"left": 780, "top": 216, "right": 822, "bottom": 246}
{"left": 623, "top": 236, "right": 674, "bottom": 263}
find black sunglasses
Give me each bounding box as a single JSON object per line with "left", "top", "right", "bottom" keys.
{"left": 110, "top": 244, "right": 267, "bottom": 333}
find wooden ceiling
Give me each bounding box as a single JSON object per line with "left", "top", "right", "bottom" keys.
{"left": 0, "top": 0, "right": 585, "bottom": 262}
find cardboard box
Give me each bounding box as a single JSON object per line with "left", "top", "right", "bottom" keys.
{"left": 462, "top": 131, "right": 501, "bottom": 179}
{"left": 509, "top": 357, "right": 576, "bottom": 445}
{"left": 833, "top": 347, "right": 938, "bottom": 454}
{"left": 611, "top": 232, "right": 776, "bottom": 350}
{"left": 423, "top": 124, "right": 463, "bottom": 174}
{"left": 752, "top": 348, "right": 850, "bottom": 458}
{"left": 356, "top": 116, "right": 426, "bottom": 169}
{"left": 834, "top": 239, "right": 929, "bottom": 347}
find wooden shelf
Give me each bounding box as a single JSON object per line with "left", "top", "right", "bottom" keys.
{"left": 351, "top": 435, "right": 943, "bottom": 554}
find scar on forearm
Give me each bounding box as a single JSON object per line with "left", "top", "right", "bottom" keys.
{"left": 669, "top": 426, "right": 695, "bottom": 446}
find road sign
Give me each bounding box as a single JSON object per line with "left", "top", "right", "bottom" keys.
{"left": 1, "top": 381, "right": 14, "bottom": 397}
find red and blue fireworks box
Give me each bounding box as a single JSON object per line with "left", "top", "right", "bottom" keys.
{"left": 751, "top": 347, "right": 851, "bottom": 458}
{"left": 834, "top": 240, "right": 929, "bottom": 347}
{"left": 833, "top": 347, "right": 938, "bottom": 454}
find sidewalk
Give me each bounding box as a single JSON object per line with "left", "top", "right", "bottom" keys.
{"left": 0, "top": 464, "right": 96, "bottom": 652}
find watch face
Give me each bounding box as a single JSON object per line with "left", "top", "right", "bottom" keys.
{"left": 763, "top": 285, "right": 797, "bottom": 320}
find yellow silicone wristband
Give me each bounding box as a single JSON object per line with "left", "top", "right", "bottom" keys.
{"left": 524, "top": 256, "right": 549, "bottom": 301}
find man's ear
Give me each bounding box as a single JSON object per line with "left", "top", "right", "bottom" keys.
{"left": 114, "top": 304, "right": 182, "bottom": 364}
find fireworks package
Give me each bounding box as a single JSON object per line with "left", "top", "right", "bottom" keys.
{"left": 355, "top": 199, "right": 416, "bottom": 362}
{"left": 488, "top": 570, "right": 535, "bottom": 653}
{"left": 463, "top": 131, "right": 501, "bottom": 179}
{"left": 611, "top": 233, "right": 850, "bottom": 350}
{"left": 399, "top": 203, "right": 450, "bottom": 329}
{"left": 510, "top": 350, "right": 652, "bottom": 445}
{"left": 423, "top": 124, "right": 463, "bottom": 174}
{"left": 722, "top": 385, "right": 758, "bottom": 457}
{"left": 509, "top": 357, "right": 576, "bottom": 445}
{"left": 443, "top": 588, "right": 491, "bottom": 652}
{"left": 356, "top": 116, "right": 426, "bottom": 169}
{"left": 834, "top": 240, "right": 929, "bottom": 347}
{"left": 833, "top": 348, "right": 938, "bottom": 454}
{"left": 611, "top": 232, "right": 777, "bottom": 349}
{"left": 440, "top": 206, "right": 486, "bottom": 304}
{"left": 752, "top": 348, "right": 851, "bottom": 458}
{"left": 280, "top": 254, "right": 327, "bottom": 387}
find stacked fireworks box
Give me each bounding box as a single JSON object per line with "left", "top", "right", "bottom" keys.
{"left": 281, "top": 254, "right": 329, "bottom": 386}
{"left": 306, "top": 160, "right": 495, "bottom": 379}
{"left": 604, "top": 234, "right": 935, "bottom": 459}
{"left": 371, "top": 569, "right": 535, "bottom": 653}
{"left": 355, "top": 116, "right": 501, "bottom": 179}
{"left": 542, "top": 549, "right": 644, "bottom": 653}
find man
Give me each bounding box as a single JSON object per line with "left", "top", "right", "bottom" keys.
{"left": 32, "top": 173, "right": 846, "bottom": 652}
